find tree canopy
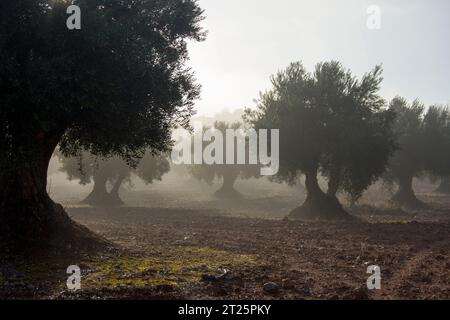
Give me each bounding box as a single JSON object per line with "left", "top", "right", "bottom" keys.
{"left": 58, "top": 151, "right": 170, "bottom": 206}
{"left": 0, "top": 0, "right": 205, "bottom": 248}
{"left": 1, "top": 0, "right": 204, "bottom": 164}
{"left": 246, "top": 61, "right": 396, "bottom": 220}
{"left": 385, "top": 97, "right": 450, "bottom": 208}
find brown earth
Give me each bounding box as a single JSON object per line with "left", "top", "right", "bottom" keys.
{"left": 1, "top": 189, "right": 448, "bottom": 300}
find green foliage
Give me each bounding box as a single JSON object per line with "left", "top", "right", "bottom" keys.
{"left": 385, "top": 97, "right": 450, "bottom": 184}
{"left": 246, "top": 61, "right": 396, "bottom": 202}
{"left": 0, "top": 0, "right": 205, "bottom": 169}
{"left": 58, "top": 150, "right": 170, "bottom": 187}
{"left": 421, "top": 105, "right": 450, "bottom": 176}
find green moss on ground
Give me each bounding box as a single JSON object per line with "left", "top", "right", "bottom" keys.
{"left": 83, "top": 246, "right": 256, "bottom": 289}
{"left": 385, "top": 220, "right": 409, "bottom": 224}
{"left": 0, "top": 246, "right": 257, "bottom": 296}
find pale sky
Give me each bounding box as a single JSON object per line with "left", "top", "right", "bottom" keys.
{"left": 187, "top": 0, "right": 450, "bottom": 116}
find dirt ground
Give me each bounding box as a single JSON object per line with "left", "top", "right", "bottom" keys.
{"left": 0, "top": 176, "right": 449, "bottom": 300}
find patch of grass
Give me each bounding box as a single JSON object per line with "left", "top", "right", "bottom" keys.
{"left": 63, "top": 204, "right": 93, "bottom": 209}
{"left": 84, "top": 246, "right": 256, "bottom": 289}
{"left": 384, "top": 220, "right": 410, "bottom": 224}
{"left": 1, "top": 246, "right": 257, "bottom": 295}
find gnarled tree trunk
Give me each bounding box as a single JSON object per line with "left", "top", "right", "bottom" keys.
{"left": 289, "top": 166, "right": 352, "bottom": 221}
{"left": 82, "top": 172, "right": 125, "bottom": 206}
{"left": 0, "top": 133, "right": 107, "bottom": 252}
{"left": 391, "top": 174, "right": 427, "bottom": 209}
{"left": 81, "top": 173, "right": 109, "bottom": 205}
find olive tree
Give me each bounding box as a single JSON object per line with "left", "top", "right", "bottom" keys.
{"left": 188, "top": 122, "right": 260, "bottom": 198}
{"left": 59, "top": 151, "right": 170, "bottom": 206}
{"left": 386, "top": 98, "right": 450, "bottom": 209}
{"left": 246, "top": 61, "right": 396, "bottom": 220}
{"left": 0, "top": 0, "right": 204, "bottom": 249}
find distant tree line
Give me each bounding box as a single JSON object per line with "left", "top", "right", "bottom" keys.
{"left": 56, "top": 62, "right": 450, "bottom": 220}
{"left": 2, "top": 0, "right": 450, "bottom": 253}
{"left": 58, "top": 151, "right": 170, "bottom": 206}
{"left": 246, "top": 61, "right": 450, "bottom": 219}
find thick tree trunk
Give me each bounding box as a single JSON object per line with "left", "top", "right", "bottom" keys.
{"left": 82, "top": 173, "right": 125, "bottom": 206}
{"left": 289, "top": 167, "right": 353, "bottom": 221}
{"left": 214, "top": 172, "right": 241, "bottom": 199}
{"left": 0, "top": 134, "right": 107, "bottom": 252}
{"left": 81, "top": 174, "right": 110, "bottom": 205}
{"left": 391, "top": 174, "right": 427, "bottom": 209}
{"left": 109, "top": 174, "right": 125, "bottom": 205}
{"left": 434, "top": 177, "right": 450, "bottom": 194}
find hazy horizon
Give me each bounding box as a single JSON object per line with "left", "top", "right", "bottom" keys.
{"left": 188, "top": 0, "right": 450, "bottom": 116}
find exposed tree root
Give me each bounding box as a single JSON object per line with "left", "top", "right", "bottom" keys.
{"left": 0, "top": 201, "right": 113, "bottom": 258}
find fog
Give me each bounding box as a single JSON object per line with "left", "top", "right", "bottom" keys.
{"left": 189, "top": 0, "right": 450, "bottom": 116}
{"left": 2, "top": 0, "right": 449, "bottom": 302}
{"left": 47, "top": 110, "right": 440, "bottom": 220}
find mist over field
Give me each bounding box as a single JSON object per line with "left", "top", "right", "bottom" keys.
{"left": 0, "top": 0, "right": 449, "bottom": 304}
